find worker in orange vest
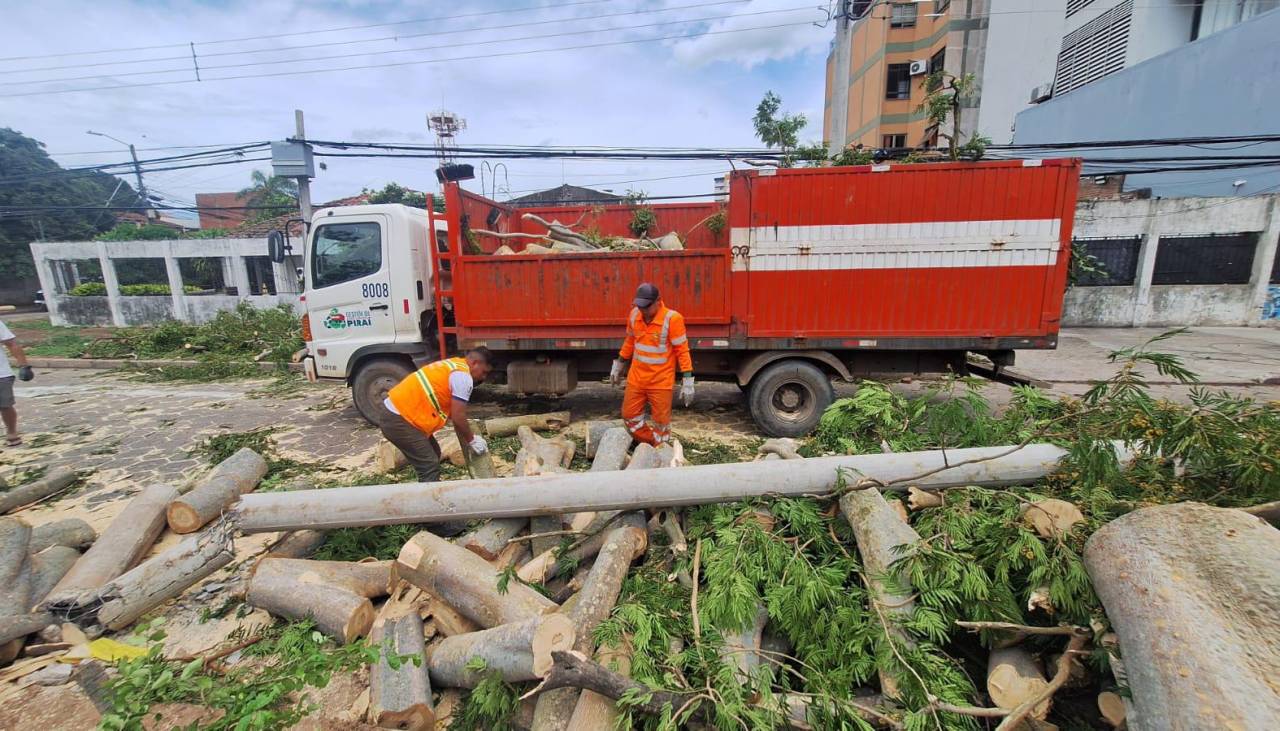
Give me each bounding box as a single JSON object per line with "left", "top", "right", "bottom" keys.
{"left": 610, "top": 283, "right": 694, "bottom": 445}
{"left": 382, "top": 347, "right": 494, "bottom": 483}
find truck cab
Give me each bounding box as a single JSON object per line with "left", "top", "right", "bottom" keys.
{"left": 301, "top": 203, "right": 439, "bottom": 422}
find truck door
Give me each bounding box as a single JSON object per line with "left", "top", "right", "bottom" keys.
{"left": 306, "top": 215, "right": 398, "bottom": 378}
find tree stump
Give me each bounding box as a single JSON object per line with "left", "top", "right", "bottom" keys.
{"left": 396, "top": 531, "right": 557, "bottom": 629}
{"left": 483, "top": 412, "right": 571, "bottom": 437}
{"left": 44, "top": 483, "right": 178, "bottom": 610}
{"left": 427, "top": 614, "right": 575, "bottom": 688}
{"left": 370, "top": 610, "right": 434, "bottom": 730}
{"left": 29, "top": 519, "right": 96, "bottom": 553}
{"left": 1083, "top": 502, "right": 1280, "bottom": 730}
{"left": 167, "top": 447, "right": 269, "bottom": 534}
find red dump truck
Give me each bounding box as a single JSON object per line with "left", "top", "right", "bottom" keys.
{"left": 300, "top": 158, "right": 1081, "bottom": 436}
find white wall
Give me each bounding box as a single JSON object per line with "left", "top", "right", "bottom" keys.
{"left": 977, "top": 0, "right": 1067, "bottom": 143}
{"left": 1127, "top": 0, "right": 1197, "bottom": 65}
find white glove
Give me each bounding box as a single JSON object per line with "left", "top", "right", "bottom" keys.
{"left": 680, "top": 374, "right": 695, "bottom": 407}
{"left": 609, "top": 359, "right": 625, "bottom": 387}
{"left": 469, "top": 435, "right": 489, "bottom": 455}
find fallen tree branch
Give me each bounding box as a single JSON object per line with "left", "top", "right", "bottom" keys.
{"left": 954, "top": 621, "right": 1087, "bottom": 637}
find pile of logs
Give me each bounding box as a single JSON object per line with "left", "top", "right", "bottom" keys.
{"left": 474, "top": 212, "right": 685, "bottom": 255}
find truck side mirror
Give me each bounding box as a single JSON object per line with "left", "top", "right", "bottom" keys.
{"left": 267, "top": 230, "right": 287, "bottom": 263}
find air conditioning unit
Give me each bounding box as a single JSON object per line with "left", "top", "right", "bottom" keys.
{"left": 908, "top": 59, "right": 929, "bottom": 76}
{"left": 1029, "top": 83, "right": 1053, "bottom": 104}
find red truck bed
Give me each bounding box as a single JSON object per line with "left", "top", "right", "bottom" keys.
{"left": 434, "top": 158, "right": 1080, "bottom": 354}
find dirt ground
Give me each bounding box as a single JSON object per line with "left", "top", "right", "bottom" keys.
{"left": 0, "top": 322, "right": 1276, "bottom": 728}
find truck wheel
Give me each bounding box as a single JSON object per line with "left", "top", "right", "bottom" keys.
{"left": 352, "top": 358, "right": 413, "bottom": 427}
{"left": 747, "top": 360, "right": 834, "bottom": 437}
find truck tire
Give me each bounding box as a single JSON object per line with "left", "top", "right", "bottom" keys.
{"left": 351, "top": 357, "right": 413, "bottom": 427}
{"left": 747, "top": 360, "right": 834, "bottom": 438}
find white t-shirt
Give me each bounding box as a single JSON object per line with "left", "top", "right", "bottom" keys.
{"left": 384, "top": 369, "right": 474, "bottom": 415}
{"left": 0, "top": 321, "right": 13, "bottom": 379}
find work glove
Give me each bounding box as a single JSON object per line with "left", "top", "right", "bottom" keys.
{"left": 16, "top": 366, "right": 33, "bottom": 382}
{"left": 469, "top": 434, "right": 489, "bottom": 455}
{"left": 680, "top": 374, "right": 695, "bottom": 407}
{"left": 609, "top": 358, "right": 625, "bottom": 387}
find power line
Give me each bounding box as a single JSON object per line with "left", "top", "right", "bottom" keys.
{"left": 1, "top": 0, "right": 749, "bottom": 78}
{"left": 0, "top": 19, "right": 824, "bottom": 98}
{"left": 0, "top": 0, "right": 624, "bottom": 63}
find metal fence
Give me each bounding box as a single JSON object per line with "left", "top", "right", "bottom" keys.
{"left": 1153, "top": 233, "right": 1258, "bottom": 285}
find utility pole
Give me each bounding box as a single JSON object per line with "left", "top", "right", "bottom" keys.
{"left": 294, "top": 109, "right": 313, "bottom": 222}
{"left": 88, "top": 130, "right": 156, "bottom": 221}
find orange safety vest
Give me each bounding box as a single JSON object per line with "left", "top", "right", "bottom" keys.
{"left": 620, "top": 303, "right": 691, "bottom": 390}
{"left": 386, "top": 357, "right": 470, "bottom": 435}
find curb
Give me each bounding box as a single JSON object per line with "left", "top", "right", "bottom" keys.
{"left": 27, "top": 357, "right": 304, "bottom": 373}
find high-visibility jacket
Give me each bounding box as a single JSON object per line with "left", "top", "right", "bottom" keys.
{"left": 386, "top": 357, "right": 470, "bottom": 435}
{"left": 619, "top": 302, "right": 692, "bottom": 390}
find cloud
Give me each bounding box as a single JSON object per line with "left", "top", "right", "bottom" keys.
{"left": 1, "top": 0, "right": 829, "bottom": 209}
{"left": 669, "top": 0, "right": 833, "bottom": 68}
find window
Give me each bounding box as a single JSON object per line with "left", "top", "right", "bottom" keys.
{"left": 882, "top": 134, "right": 906, "bottom": 149}
{"left": 311, "top": 222, "right": 383, "bottom": 289}
{"left": 890, "top": 2, "right": 917, "bottom": 27}
{"left": 1072, "top": 237, "right": 1141, "bottom": 286}
{"left": 1152, "top": 233, "right": 1258, "bottom": 285}
{"left": 886, "top": 63, "right": 911, "bottom": 99}
{"left": 934, "top": 0, "right": 951, "bottom": 13}
{"left": 928, "top": 48, "right": 945, "bottom": 76}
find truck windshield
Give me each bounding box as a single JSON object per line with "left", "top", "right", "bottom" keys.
{"left": 311, "top": 222, "right": 382, "bottom": 289}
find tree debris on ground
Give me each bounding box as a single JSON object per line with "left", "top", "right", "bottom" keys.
{"left": 4, "top": 332, "right": 1277, "bottom": 731}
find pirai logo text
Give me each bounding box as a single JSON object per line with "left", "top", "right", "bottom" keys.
{"left": 323, "top": 308, "right": 347, "bottom": 329}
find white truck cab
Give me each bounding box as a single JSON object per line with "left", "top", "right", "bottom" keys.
{"left": 300, "top": 203, "right": 443, "bottom": 422}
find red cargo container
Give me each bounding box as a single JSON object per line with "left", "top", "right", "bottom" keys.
{"left": 426, "top": 158, "right": 1079, "bottom": 435}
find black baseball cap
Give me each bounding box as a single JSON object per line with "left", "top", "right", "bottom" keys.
{"left": 633, "top": 282, "right": 659, "bottom": 307}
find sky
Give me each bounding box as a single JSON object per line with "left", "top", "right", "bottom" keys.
{"left": 0, "top": 0, "right": 834, "bottom": 223}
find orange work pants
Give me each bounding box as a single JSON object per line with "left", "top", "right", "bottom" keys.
{"left": 622, "top": 384, "right": 673, "bottom": 446}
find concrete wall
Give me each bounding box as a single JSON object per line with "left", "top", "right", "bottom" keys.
{"left": 0, "top": 276, "right": 40, "bottom": 308}
{"left": 1015, "top": 8, "right": 1280, "bottom": 197}
{"left": 30, "top": 237, "right": 301, "bottom": 328}
{"left": 975, "top": 0, "right": 1066, "bottom": 144}
{"left": 1063, "top": 196, "right": 1280, "bottom": 326}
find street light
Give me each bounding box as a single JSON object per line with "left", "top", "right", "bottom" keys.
{"left": 87, "top": 130, "right": 154, "bottom": 221}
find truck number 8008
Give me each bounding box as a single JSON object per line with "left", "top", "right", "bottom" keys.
{"left": 361, "top": 283, "right": 390, "bottom": 299}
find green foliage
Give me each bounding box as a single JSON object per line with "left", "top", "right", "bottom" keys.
{"left": 314, "top": 523, "right": 429, "bottom": 562}
{"left": 704, "top": 208, "right": 727, "bottom": 236}
{"left": 451, "top": 659, "right": 523, "bottom": 731}
{"left": 240, "top": 169, "right": 299, "bottom": 222}
{"left": 623, "top": 190, "right": 658, "bottom": 238}
{"left": 919, "top": 71, "right": 987, "bottom": 160}
{"left": 72, "top": 303, "right": 302, "bottom": 366}
{"left": 99, "top": 620, "right": 377, "bottom": 731}
{"left": 189, "top": 426, "right": 322, "bottom": 487}
{"left": 364, "top": 181, "right": 429, "bottom": 209}
{"left": 753, "top": 91, "right": 807, "bottom": 164}
{"left": 0, "top": 128, "right": 143, "bottom": 279}
{"left": 94, "top": 223, "right": 181, "bottom": 241}
{"left": 1069, "top": 241, "right": 1110, "bottom": 287}
{"left": 68, "top": 282, "right": 201, "bottom": 296}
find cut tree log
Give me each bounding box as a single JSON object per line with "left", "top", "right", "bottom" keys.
{"left": 906, "top": 485, "right": 944, "bottom": 511}
{"left": 532, "top": 517, "right": 648, "bottom": 729}
{"left": 1242, "top": 499, "right": 1280, "bottom": 525}
{"left": 626, "top": 443, "right": 663, "bottom": 470}
{"left": 427, "top": 614, "right": 575, "bottom": 688}
{"left": 0, "top": 518, "right": 33, "bottom": 616}
{"left": 720, "top": 603, "right": 769, "bottom": 683}
{"left": 757, "top": 438, "right": 801, "bottom": 460}
{"left": 264, "top": 529, "right": 328, "bottom": 559}
{"left": 458, "top": 519, "right": 527, "bottom": 561}
{"left": 987, "top": 647, "right": 1051, "bottom": 719}
{"left": 0, "top": 469, "right": 78, "bottom": 514}
{"left": 45, "top": 483, "right": 179, "bottom": 609}
{"left": 483, "top": 412, "right": 571, "bottom": 437}
{"left": 525, "top": 650, "right": 702, "bottom": 722}
{"left": 840, "top": 487, "right": 921, "bottom": 698}
{"left": 584, "top": 421, "right": 625, "bottom": 459}
{"left": 566, "top": 639, "right": 632, "bottom": 731}
{"left": 437, "top": 431, "right": 467, "bottom": 468}
{"left": 234, "top": 442, "right": 1115, "bottom": 532}
{"left": 1019, "top": 499, "right": 1084, "bottom": 539}
{"left": 29, "top": 519, "right": 96, "bottom": 553}
{"left": 589, "top": 428, "right": 631, "bottom": 472}
{"left": 1096, "top": 691, "right": 1126, "bottom": 729}
{"left": 513, "top": 425, "right": 575, "bottom": 556}
{"left": 167, "top": 447, "right": 269, "bottom": 534}
{"left": 253, "top": 558, "right": 393, "bottom": 598}
{"left": 425, "top": 597, "right": 480, "bottom": 637}
{"left": 370, "top": 610, "right": 434, "bottom": 730}
{"left": 1083, "top": 502, "right": 1280, "bottom": 730}
{"left": 376, "top": 441, "right": 408, "bottom": 473}
{"left": 92, "top": 523, "right": 237, "bottom": 631}
{"left": 28, "top": 546, "right": 80, "bottom": 607}
{"left": 518, "top": 513, "right": 645, "bottom": 586}
{"left": 0, "top": 613, "right": 56, "bottom": 646}
{"left": 434, "top": 689, "right": 464, "bottom": 729}
{"left": 396, "top": 531, "right": 557, "bottom": 628}
{"left": 246, "top": 564, "right": 374, "bottom": 644}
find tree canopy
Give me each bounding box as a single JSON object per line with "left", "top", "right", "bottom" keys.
{"left": 0, "top": 128, "right": 144, "bottom": 279}
{"left": 239, "top": 169, "right": 299, "bottom": 223}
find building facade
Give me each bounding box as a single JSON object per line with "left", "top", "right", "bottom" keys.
{"left": 823, "top": 0, "right": 1067, "bottom": 153}
{"left": 1016, "top": 7, "right": 1280, "bottom": 197}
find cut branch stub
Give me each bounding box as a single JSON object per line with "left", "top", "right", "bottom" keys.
{"left": 396, "top": 530, "right": 557, "bottom": 629}
{"left": 1019, "top": 499, "right": 1084, "bottom": 539}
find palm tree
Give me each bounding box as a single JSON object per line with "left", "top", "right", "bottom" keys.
{"left": 239, "top": 170, "right": 299, "bottom": 222}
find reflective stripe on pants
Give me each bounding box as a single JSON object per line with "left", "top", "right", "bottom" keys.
{"left": 621, "top": 383, "right": 673, "bottom": 446}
